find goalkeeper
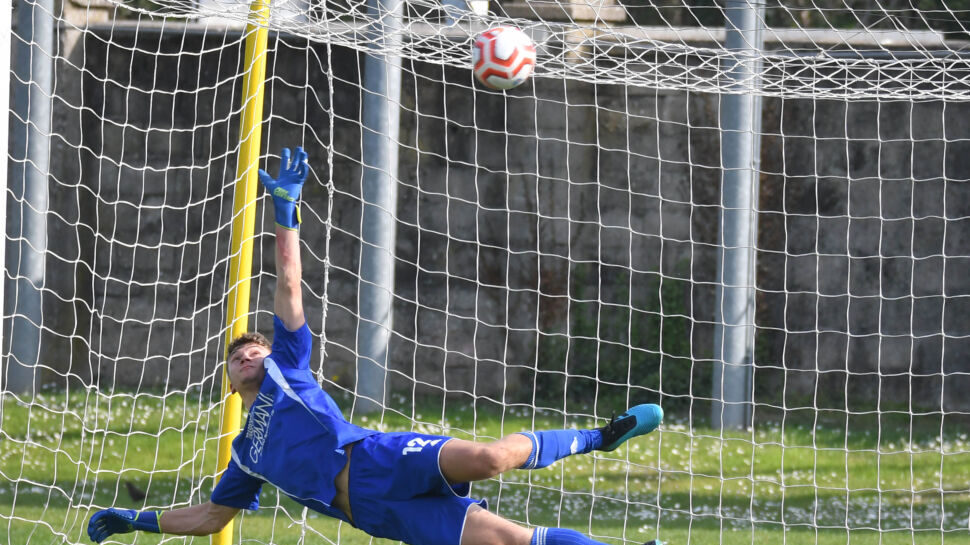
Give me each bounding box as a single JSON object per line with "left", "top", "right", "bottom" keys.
{"left": 87, "top": 147, "right": 664, "bottom": 545}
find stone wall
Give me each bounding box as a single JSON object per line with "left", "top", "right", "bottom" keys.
{"left": 757, "top": 98, "right": 970, "bottom": 412}
{"left": 37, "top": 26, "right": 970, "bottom": 413}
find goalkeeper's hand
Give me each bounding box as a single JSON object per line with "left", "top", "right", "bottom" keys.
{"left": 258, "top": 146, "right": 309, "bottom": 230}
{"left": 87, "top": 508, "right": 161, "bottom": 543}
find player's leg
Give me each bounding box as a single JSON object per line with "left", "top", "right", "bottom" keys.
{"left": 439, "top": 434, "right": 533, "bottom": 483}
{"left": 516, "top": 404, "right": 664, "bottom": 469}
{"left": 460, "top": 504, "right": 531, "bottom": 545}
{"left": 440, "top": 404, "right": 664, "bottom": 482}
{"left": 461, "top": 507, "right": 662, "bottom": 545}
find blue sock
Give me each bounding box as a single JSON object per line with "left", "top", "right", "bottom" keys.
{"left": 518, "top": 429, "right": 603, "bottom": 469}
{"left": 531, "top": 527, "right": 608, "bottom": 545}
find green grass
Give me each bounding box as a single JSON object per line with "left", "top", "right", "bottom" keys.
{"left": 2, "top": 390, "right": 970, "bottom": 545}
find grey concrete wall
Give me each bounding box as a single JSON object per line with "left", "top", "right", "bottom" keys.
{"left": 34, "top": 26, "right": 970, "bottom": 413}
{"left": 757, "top": 98, "right": 970, "bottom": 412}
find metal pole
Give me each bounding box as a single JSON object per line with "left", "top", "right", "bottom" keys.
{"left": 0, "top": 0, "right": 14, "bottom": 392}
{"left": 712, "top": 0, "right": 764, "bottom": 430}
{"left": 356, "top": 0, "right": 403, "bottom": 413}
{"left": 4, "top": 0, "right": 54, "bottom": 395}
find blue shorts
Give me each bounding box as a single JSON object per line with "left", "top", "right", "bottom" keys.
{"left": 348, "top": 432, "right": 487, "bottom": 545}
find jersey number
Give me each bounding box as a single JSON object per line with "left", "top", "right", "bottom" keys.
{"left": 402, "top": 437, "right": 441, "bottom": 455}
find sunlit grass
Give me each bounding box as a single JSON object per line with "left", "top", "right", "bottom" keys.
{"left": 2, "top": 390, "right": 969, "bottom": 544}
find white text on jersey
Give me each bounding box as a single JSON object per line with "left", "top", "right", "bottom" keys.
{"left": 247, "top": 391, "right": 275, "bottom": 463}
{"left": 402, "top": 437, "right": 441, "bottom": 455}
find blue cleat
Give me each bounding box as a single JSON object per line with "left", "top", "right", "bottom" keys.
{"left": 597, "top": 403, "right": 664, "bottom": 452}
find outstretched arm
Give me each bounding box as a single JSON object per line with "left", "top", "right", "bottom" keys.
{"left": 159, "top": 501, "right": 239, "bottom": 535}
{"left": 258, "top": 147, "right": 309, "bottom": 331}
{"left": 87, "top": 502, "right": 239, "bottom": 542}
{"left": 275, "top": 225, "right": 304, "bottom": 330}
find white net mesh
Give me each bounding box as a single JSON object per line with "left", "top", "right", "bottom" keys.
{"left": 2, "top": 0, "right": 969, "bottom": 544}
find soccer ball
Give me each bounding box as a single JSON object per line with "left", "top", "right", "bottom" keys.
{"left": 472, "top": 26, "right": 536, "bottom": 90}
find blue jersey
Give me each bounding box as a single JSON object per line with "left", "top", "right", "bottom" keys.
{"left": 210, "top": 316, "right": 377, "bottom": 519}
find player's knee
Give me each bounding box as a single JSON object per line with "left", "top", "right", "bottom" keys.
{"left": 473, "top": 444, "right": 509, "bottom": 478}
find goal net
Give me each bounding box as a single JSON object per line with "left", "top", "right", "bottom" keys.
{"left": 2, "top": 0, "right": 969, "bottom": 544}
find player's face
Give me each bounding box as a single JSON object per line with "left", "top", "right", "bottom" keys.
{"left": 227, "top": 343, "right": 270, "bottom": 393}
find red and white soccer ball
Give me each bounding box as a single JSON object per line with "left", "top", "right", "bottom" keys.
{"left": 472, "top": 26, "right": 536, "bottom": 90}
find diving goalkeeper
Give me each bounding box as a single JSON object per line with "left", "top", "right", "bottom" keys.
{"left": 87, "top": 147, "right": 664, "bottom": 545}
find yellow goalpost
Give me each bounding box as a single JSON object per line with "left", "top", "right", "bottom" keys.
{"left": 215, "top": 2, "right": 271, "bottom": 544}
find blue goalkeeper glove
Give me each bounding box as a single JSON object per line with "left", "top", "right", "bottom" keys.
{"left": 258, "top": 146, "right": 309, "bottom": 230}
{"left": 87, "top": 508, "right": 161, "bottom": 543}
